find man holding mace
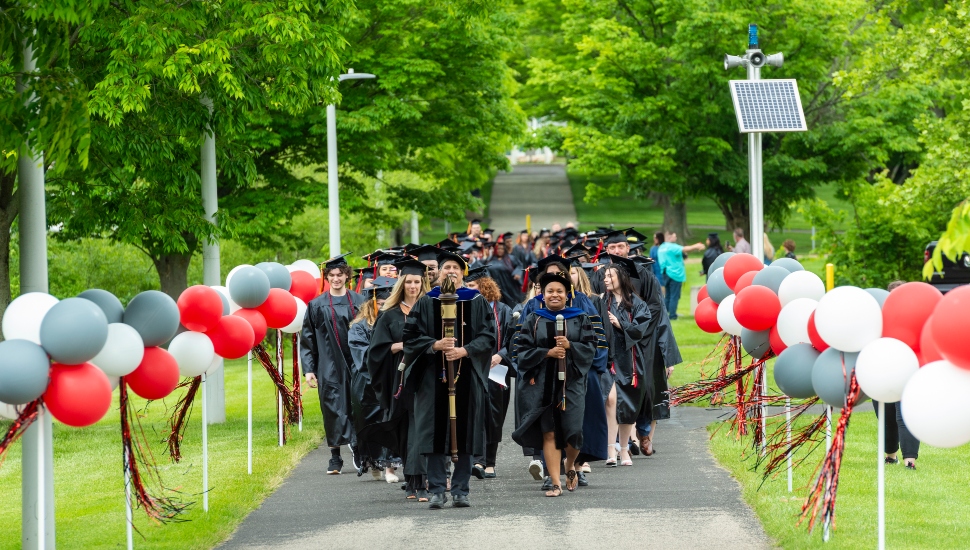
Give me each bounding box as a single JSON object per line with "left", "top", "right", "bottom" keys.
{"left": 402, "top": 250, "right": 496, "bottom": 509}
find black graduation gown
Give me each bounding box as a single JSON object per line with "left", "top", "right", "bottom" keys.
{"left": 347, "top": 320, "right": 387, "bottom": 462}
{"left": 485, "top": 300, "right": 515, "bottom": 447}
{"left": 300, "top": 290, "right": 367, "bottom": 447}
{"left": 512, "top": 311, "right": 597, "bottom": 451}
{"left": 607, "top": 295, "right": 655, "bottom": 424}
{"left": 485, "top": 256, "right": 524, "bottom": 308}
{"left": 403, "top": 289, "right": 496, "bottom": 457}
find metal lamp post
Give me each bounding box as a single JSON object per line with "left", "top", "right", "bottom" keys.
{"left": 327, "top": 69, "right": 376, "bottom": 256}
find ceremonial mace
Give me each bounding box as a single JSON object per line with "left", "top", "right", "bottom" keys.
{"left": 440, "top": 275, "right": 460, "bottom": 464}
{"left": 556, "top": 314, "right": 567, "bottom": 409}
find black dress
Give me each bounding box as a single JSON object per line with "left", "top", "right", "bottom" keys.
{"left": 512, "top": 309, "right": 597, "bottom": 451}
{"left": 300, "top": 290, "right": 367, "bottom": 447}
{"left": 486, "top": 255, "right": 524, "bottom": 308}
{"left": 607, "top": 295, "right": 655, "bottom": 424}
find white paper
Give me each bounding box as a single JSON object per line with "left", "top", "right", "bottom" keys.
{"left": 489, "top": 364, "right": 509, "bottom": 388}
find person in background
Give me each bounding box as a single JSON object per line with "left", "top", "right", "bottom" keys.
{"left": 657, "top": 232, "right": 705, "bottom": 320}
{"left": 513, "top": 230, "right": 536, "bottom": 268}
{"left": 701, "top": 233, "right": 724, "bottom": 281}
{"left": 762, "top": 233, "right": 775, "bottom": 265}
{"left": 873, "top": 280, "right": 921, "bottom": 470}
{"left": 648, "top": 232, "right": 667, "bottom": 292}
{"left": 780, "top": 239, "right": 797, "bottom": 260}
{"left": 730, "top": 228, "right": 750, "bottom": 255}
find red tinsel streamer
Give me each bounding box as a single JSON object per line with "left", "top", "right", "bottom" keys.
{"left": 0, "top": 399, "right": 41, "bottom": 465}
{"left": 165, "top": 376, "right": 201, "bottom": 463}
{"left": 252, "top": 344, "right": 300, "bottom": 426}
{"left": 120, "top": 379, "right": 190, "bottom": 525}
{"left": 747, "top": 359, "right": 768, "bottom": 450}
{"left": 755, "top": 397, "right": 825, "bottom": 482}
{"left": 668, "top": 361, "right": 759, "bottom": 407}
{"left": 292, "top": 334, "right": 302, "bottom": 424}
{"left": 799, "top": 372, "right": 862, "bottom": 534}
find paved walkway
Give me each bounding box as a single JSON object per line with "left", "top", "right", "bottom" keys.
{"left": 488, "top": 164, "right": 577, "bottom": 234}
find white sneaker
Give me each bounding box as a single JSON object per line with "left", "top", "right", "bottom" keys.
{"left": 386, "top": 471, "right": 400, "bottom": 484}
{"left": 528, "top": 460, "right": 543, "bottom": 481}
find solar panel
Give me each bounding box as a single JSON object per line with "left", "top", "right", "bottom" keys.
{"left": 729, "top": 79, "right": 807, "bottom": 133}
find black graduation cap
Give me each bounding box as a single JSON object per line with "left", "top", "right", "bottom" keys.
{"left": 353, "top": 266, "right": 375, "bottom": 281}
{"left": 407, "top": 244, "right": 441, "bottom": 262}
{"left": 464, "top": 265, "right": 489, "bottom": 283}
{"left": 500, "top": 232, "right": 514, "bottom": 242}
{"left": 600, "top": 254, "right": 640, "bottom": 279}
{"left": 435, "top": 238, "right": 460, "bottom": 251}
{"left": 563, "top": 242, "right": 590, "bottom": 258}
{"left": 538, "top": 271, "right": 572, "bottom": 294}
{"left": 626, "top": 229, "right": 648, "bottom": 242}
{"left": 470, "top": 219, "right": 482, "bottom": 225}
{"left": 629, "top": 242, "right": 646, "bottom": 254}
{"left": 525, "top": 266, "right": 539, "bottom": 284}
{"left": 449, "top": 232, "right": 468, "bottom": 241}
{"left": 537, "top": 254, "right": 572, "bottom": 274}
{"left": 602, "top": 228, "right": 635, "bottom": 245}
{"left": 394, "top": 258, "right": 429, "bottom": 277}
{"left": 629, "top": 255, "right": 655, "bottom": 267}
{"left": 323, "top": 253, "right": 352, "bottom": 270}
{"left": 482, "top": 227, "right": 495, "bottom": 235}
{"left": 437, "top": 250, "right": 468, "bottom": 273}
{"left": 458, "top": 241, "right": 480, "bottom": 253}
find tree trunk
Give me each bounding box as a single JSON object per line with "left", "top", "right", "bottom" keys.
{"left": 718, "top": 200, "right": 749, "bottom": 239}
{"left": 653, "top": 192, "right": 689, "bottom": 243}
{"left": 0, "top": 171, "right": 20, "bottom": 322}
{"left": 153, "top": 251, "right": 193, "bottom": 301}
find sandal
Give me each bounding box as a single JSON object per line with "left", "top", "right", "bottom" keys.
{"left": 565, "top": 470, "right": 578, "bottom": 492}
{"left": 605, "top": 458, "right": 617, "bottom": 467}
{"left": 640, "top": 435, "right": 654, "bottom": 456}
{"left": 545, "top": 485, "right": 563, "bottom": 497}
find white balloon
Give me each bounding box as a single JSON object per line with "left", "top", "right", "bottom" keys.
{"left": 856, "top": 338, "right": 919, "bottom": 403}
{"left": 0, "top": 401, "right": 21, "bottom": 420}
{"left": 109, "top": 376, "right": 121, "bottom": 391}
{"left": 815, "top": 286, "right": 883, "bottom": 352}
{"left": 281, "top": 297, "right": 308, "bottom": 334}
{"left": 206, "top": 355, "right": 223, "bottom": 375}
{"left": 777, "top": 298, "right": 818, "bottom": 347}
{"left": 225, "top": 264, "right": 253, "bottom": 288}
{"left": 716, "top": 294, "right": 743, "bottom": 336}
{"left": 778, "top": 271, "right": 826, "bottom": 307}
{"left": 901, "top": 360, "right": 970, "bottom": 448}
{"left": 2, "top": 292, "right": 59, "bottom": 344}
{"left": 212, "top": 284, "right": 241, "bottom": 313}
{"left": 169, "top": 331, "right": 215, "bottom": 377}
{"left": 91, "top": 323, "right": 145, "bottom": 377}
{"left": 290, "top": 259, "right": 322, "bottom": 280}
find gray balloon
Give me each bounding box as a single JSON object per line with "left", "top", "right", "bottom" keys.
{"left": 774, "top": 343, "right": 819, "bottom": 398}
{"left": 812, "top": 348, "right": 868, "bottom": 408}
{"left": 708, "top": 252, "right": 736, "bottom": 275}
{"left": 865, "top": 288, "right": 890, "bottom": 308}
{"left": 123, "top": 290, "right": 181, "bottom": 347}
{"left": 213, "top": 289, "right": 230, "bottom": 315}
{"left": 255, "top": 262, "right": 292, "bottom": 291}
{"left": 78, "top": 289, "right": 125, "bottom": 323}
{"left": 741, "top": 328, "right": 772, "bottom": 359}
{"left": 707, "top": 268, "right": 733, "bottom": 304}
{"left": 228, "top": 266, "right": 271, "bottom": 308}
{"left": 39, "top": 297, "right": 109, "bottom": 364}
{"left": 751, "top": 266, "right": 790, "bottom": 294}
{"left": 771, "top": 258, "right": 804, "bottom": 273}
{"left": 0, "top": 340, "right": 51, "bottom": 404}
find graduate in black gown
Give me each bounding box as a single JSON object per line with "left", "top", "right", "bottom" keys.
{"left": 401, "top": 251, "right": 496, "bottom": 509}
{"left": 484, "top": 236, "right": 524, "bottom": 308}
{"left": 513, "top": 272, "right": 598, "bottom": 497}
{"left": 300, "top": 254, "right": 368, "bottom": 474}
{"left": 464, "top": 267, "right": 516, "bottom": 479}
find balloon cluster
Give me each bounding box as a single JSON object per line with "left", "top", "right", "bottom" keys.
{"left": 0, "top": 260, "right": 320, "bottom": 429}
{"left": 696, "top": 253, "right": 970, "bottom": 448}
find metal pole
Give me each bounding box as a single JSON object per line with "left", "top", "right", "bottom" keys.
{"left": 877, "top": 401, "right": 886, "bottom": 550}
{"left": 277, "top": 331, "right": 284, "bottom": 447}
{"left": 297, "top": 340, "right": 303, "bottom": 432}
{"left": 200, "top": 96, "right": 226, "bottom": 423}
{"left": 201, "top": 373, "right": 209, "bottom": 512}
{"left": 746, "top": 62, "right": 767, "bottom": 455}
{"left": 18, "top": 35, "right": 54, "bottom": 550}
{"left": 247, "top": 351, "right": 253, "bottom": 474}
{"left": 410, "top": 211, "right": 419, "bottom": 243}
{"left": 124, "top": 450, "right": 133, "bottom": 550}
{"left": 786, "top": 397, "right": 792, "bottom": 493}
{"left": 327, "top": 103, "right": 340, "bottom": 256}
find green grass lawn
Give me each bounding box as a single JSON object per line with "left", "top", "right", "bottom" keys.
{"left": 0, "top": 350, "right": 324, "bottom": 550}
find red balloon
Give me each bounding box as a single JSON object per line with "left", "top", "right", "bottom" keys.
{"left": 723, "top": 253, "right": 764, "bottom": 290}
{"left": 207, "top": 315, "right": 255, "bottom": 359}
{"left": 44, "top": 363, "right": 112, "bottom": 427}
{"left": 697, "top": 285, "right": 709, "bottom": 303}
{"left": 769, "top": 324, "right": 787, "bottom": 356}
{"left": 734, "top": 271, "right": 759, "bottom": 294}
{"left": 807, "top": 311, "right": 829, "bottom": 352}
{"left": 257, "top": 288, "right": 298, "bottom": 329}
{"left": 919, "top": 320, "right": 943, "bottom": 366}
{"left": 234, "top": 308, "right": 268, "bottom": 347}
{"left": 882, "top": 282, "right": 943, "bottom": 354}
{"left": 695, "top": 298, "right": 721, "bottom": 333}
{"left": 733, "top": 285, "right": 781, "bottom": 331}
{"left": 177, "top": 285, "right": 224, "bottom": 332}
{"left": 289, "top": 270, "right": 319, "bottom": 304}
{"left": 126, "top": 347, "right": 180, "bottom": 400}
{"left": 929, "top": 286, "right": 970, "bottom": 369}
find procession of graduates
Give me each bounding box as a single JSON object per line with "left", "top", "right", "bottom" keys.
{"left": 299, "top": 221, "right": 681, "bottom": 509}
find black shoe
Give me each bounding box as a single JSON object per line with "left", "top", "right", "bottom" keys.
{"left": 452, "top": 494, "right": 470, "bottom": 508}
{"left": 541, "top": 476, "right": 553, "bottom": 491}
{"left": 471, "top": 464, "right": 485, "bottom": 480}
{"left": 483, "top": 471, "right": 497, "bottom": 479}
{"left": 629, "top": 442, "right": 640, "bottom": 456}
{"left": 428, "top": 492, "right": 448, "bottom": 509}
{"left": 351, "top": 447, "right": 363, "bottom": 474}
{"left": 577, "top": 471, "right": 589, "bottom": 487}
{"left": 885, "top": 457, "right": 899, "bottom": 465}
{"left": 905, "top": 461, "right": 917, "bottom": 471}
{"left": 327, "top": 456, "right": 343, "bottom": 475}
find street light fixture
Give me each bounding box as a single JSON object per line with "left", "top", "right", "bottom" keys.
{"left": 328, "top": 69, "right": 376, "bottom": 257}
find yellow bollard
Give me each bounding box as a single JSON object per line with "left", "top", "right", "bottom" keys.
{"left": 825, "top": 263, "right": 835, "bottom": 291}
{"left": 526, "top": 214, "right": 531, "bottom": 235}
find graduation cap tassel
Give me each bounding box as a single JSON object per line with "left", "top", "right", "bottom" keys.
{"left": 592, "top": 240, "right": 604, "bottom": 262}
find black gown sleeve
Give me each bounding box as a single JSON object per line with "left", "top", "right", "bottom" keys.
{"left": 514, "top": 313, "right": 550, "bottom": 381}
{"left": 299, "top": 300, "right": 320, "bottom": 376}
{"left": 617, "top": 296, "right": 653, "bottom": 349}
